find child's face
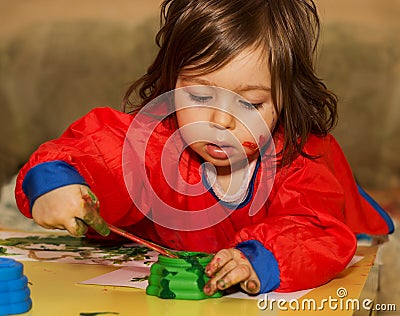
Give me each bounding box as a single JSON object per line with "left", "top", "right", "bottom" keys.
{"left": 175, "top": 47, "right": 278, "bottom": 167}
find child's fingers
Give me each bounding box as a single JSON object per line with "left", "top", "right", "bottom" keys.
{"left": 205, "top": 248, "right": 233, "bottom": 277}
{"left": 216, "top": 263, "right": 251, "bottom": 290}
{"left": 63, "top": 217, "right": 88, "bottom": 236}
{"left": 74, "top": 218, "right": 89, "bottom": 236}
{"left": 240, "top": 279, "right": 260, "bottom": 294}
{"left": 203, "top": 248, "right": 261, "bottom": 295}
{"left": 204, "top": 263, "right": 252, "bottom": 295}
{"left": 204, "top": 248, "right": 250, "bottom": 295}
{"left": 204, "top": 259, "right": 238, "bottom": 294}
{"left": 209, "top": 257, "right": 238, "bottom": 280}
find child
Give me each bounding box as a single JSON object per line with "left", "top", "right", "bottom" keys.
{"left": 15, "top": 0, "right": 393, "bottom": 296}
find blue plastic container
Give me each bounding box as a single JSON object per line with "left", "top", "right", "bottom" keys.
{"left": 0, "top": 258, "right": 32, "bottom": 315}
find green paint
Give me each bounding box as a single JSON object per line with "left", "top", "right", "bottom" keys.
{"left": 146, "top": 252, "right": 223, "bottom": 300}
{"left": 0, "top": 246, "right": 16, "bottom": 256}
{"left": 176, "top": 252, "right": 209, "bottom": 259}
{"left": 169, "top": 252, "right": 210, "bottom": 291}
{"left": 130, "top": 276, "right": 149, "bottom": 282}
{"left": 0, "top": 235, "right": 87, "bottom": 248}
{"left": 159, "top": 278, "right": 176, "bottom": 299}
{"left": 184, "top": 256, "right": 207, "bottom": 290}
{"left": 82, "top": 212, "right": 110, "bottom": 237}
{"left": 82, "top": 192, "right": 110, "bottom": 236}
{"left": 86, "top": 190, "right": 97, "bottom": 203}
{"left": 0, "top": 235, "right": 153, "bottom": 264}
{"left": 157, "top": 268, "right": 178, "bottom": 298}
{"left": 161, "top": 268, "right": 177, "bottom": 277}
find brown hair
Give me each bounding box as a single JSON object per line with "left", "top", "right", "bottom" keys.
{"left": 123, "top": 0, "right": 338, "bottom": 166}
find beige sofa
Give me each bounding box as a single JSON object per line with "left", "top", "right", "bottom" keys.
{"left": 1, "top": 0, "right": 399, "bottom": 191}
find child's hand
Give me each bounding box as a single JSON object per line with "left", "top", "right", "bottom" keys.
{"left": 31, "top": 184, "right": 110, "bottom": 237}
{"left": 203, "top": 248, "right": 260, "bottom": 295}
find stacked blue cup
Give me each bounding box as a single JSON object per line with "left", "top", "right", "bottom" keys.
{"left": 0, "top": 258, "right": 32, "bottom": 315}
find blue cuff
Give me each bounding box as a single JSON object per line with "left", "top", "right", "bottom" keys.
{"left": 22, "top": 160, "right": 87, "bottom": 210}
{"left": 236, "top": 240, "right": 280, "bottom": 293}
{"left": 357, "top": 184, "right": 395, "bottom": 234}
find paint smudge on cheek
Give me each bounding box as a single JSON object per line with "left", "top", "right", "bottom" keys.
{"left": 242, "top": 141, "right": 259, "bottom": 151}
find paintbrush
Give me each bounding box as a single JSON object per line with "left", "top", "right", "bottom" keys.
{"left": 107, "top": 223, "right": 179, "bottom": 259}
{"left": 82, "top": 192, "right": 179, "bottom": 258}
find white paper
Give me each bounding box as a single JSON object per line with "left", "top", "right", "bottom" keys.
{"left": 80, "top": 266, "right": 151, "bottom": 289}
{"left": 79, "top": 255, "right": 364, "bottom": 301}
{"left": 0, "top": 230, "right": 157, "bottom": 267}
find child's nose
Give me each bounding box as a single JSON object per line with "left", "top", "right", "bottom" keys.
{"left": 210, "top": 108, "right": 235, "bottom": 130}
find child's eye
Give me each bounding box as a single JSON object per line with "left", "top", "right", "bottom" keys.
{"left": 189, "top": 93, "right": 212, "bottom": 103}
{"left": 239, "top": 100, "right": 264, "bottom": 109}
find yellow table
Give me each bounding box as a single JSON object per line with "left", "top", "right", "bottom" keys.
{"left": 16, "top": 246, "right": 378, "bottom": 316}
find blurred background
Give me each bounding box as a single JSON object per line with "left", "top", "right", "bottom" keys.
{"left": 0, "top": 0, "right": 399, "bottom": 313}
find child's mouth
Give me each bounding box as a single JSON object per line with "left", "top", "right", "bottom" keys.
{"left": 206, "top": 143, "right": 234, "bottom": 159}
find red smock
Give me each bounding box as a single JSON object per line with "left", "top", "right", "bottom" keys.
{"left": 15, "top": 107, "right": 393, "bottom": 292}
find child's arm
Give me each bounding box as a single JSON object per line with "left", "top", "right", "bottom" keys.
{"left": 15, "top": 107, "right": 145, "bottom": 233}
{"left": 205, "top": 155, "right": 358, "bottom": 295}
